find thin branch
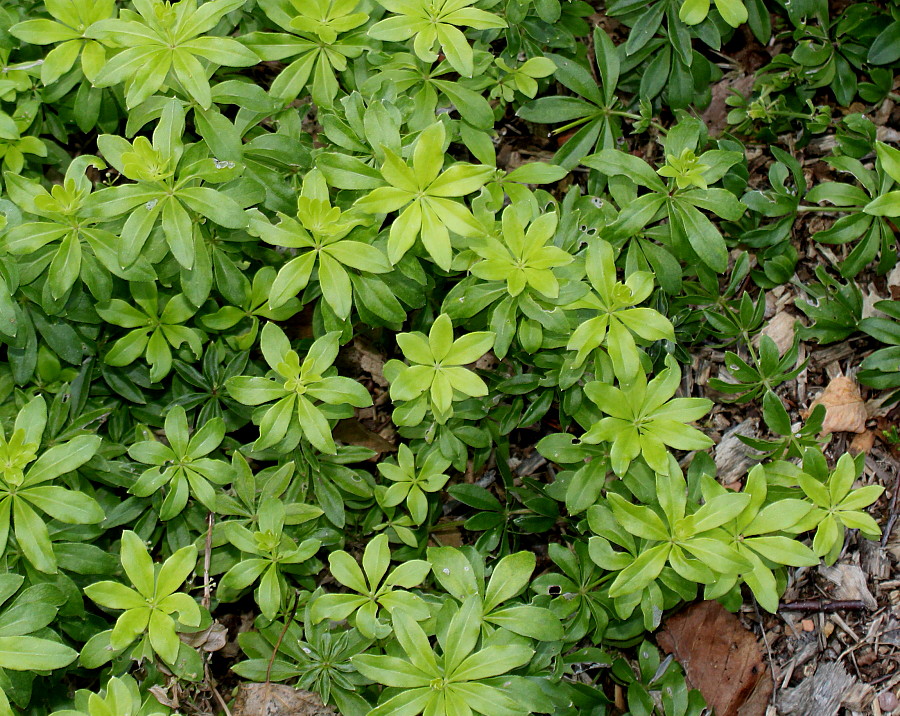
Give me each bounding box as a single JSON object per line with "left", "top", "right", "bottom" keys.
{"left": 202, "top": 511, "right": 214, "bottom": 610}
{"left": 754, "top": 599, "right": 778, "bottom": 711}
{"left": 266, "top": 591, "right": 300, "bottom": 684}
{"left": 778, "top": 600, "right": 866, "bottom": 612}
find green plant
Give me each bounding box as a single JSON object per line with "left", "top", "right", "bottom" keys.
{"left": 377, "top": 443, "right": 451, "bottom": 523}
{"left": 858, "top": 300, "right": 900, "bottom": 403}
{"left": 83, "top": 531, "right": 201, "bottom": 670}
{"left": 127, "top": 406, "right": 232, "bottom": 519}
{"left": 310, "top": 533, "right": 431, "bottom": 638}
{"left": 0, "top": 574, "right": 79, "bottom": 711}
{"left": 385, "top": 313, "right": 494, "bottom": 426}
{"left": 795, "top": 267, "right": 863, "bottom": 344}
{"left": 241, "top": 0, "right": 370, "bottom": 106}
{"left": 796, "top": 451, "right": 883, "bottom": 564}
{"left": 86, "top": 0, "right": 259, "bottom": 108}
{"left": 583, "top": 123, "right": 745, "bottom": 272}
{"left": 2, "top": 156, "right": 152, "bottom": 301}
{"left": 86, "top": 99, "right": 249, "bottom": 271}
{"left": 226, "top": 323, "right": 372, "bottom": 453}
{"left": 708, "top": 335, "right": 805, "bottom": 404}
{"left": 233, "top": 599, "right": 373, "bottom": 716}
{"left": 679, "top": 0, "right": 747, "bottom": 27}
{"left": 0, "top": 396, "right": 102, "bottom": 573}
{"left": 352, "top": 598, "right": 534, "bottom": 716}
{"left": 354, "top": 121, "right": 493, "bottom": 269}
{"left": 49, "top": 675, "right": 168, "bottom": 716}
{"left": 738, "top": 391, "right": 828, "bottom": 460}
{"left": 566, "top": 240, "right": 674, "bottom": 380}
{"left": 97, "top": 282, "right": 204, "bottom": 383}
{"left": 704, "top": 464, "right": 818, "bottom": 611}
{"left": 581, "top": 357, "right": 713, "bottom": 476}
{"left": 217, "top": 497, "right": 321, "bottom": 619}
{"left": 9, "top": 0, "right": 114, "bottom": 85}
{"left": 591, "top": 459, "right": 752, "bottom": 599}
{"left": 516, "top": 27, "right": 625, "bottom": 168}
{"left": 429, "top": 547, "right": 564, "bottom": 640}
{"left": 247, "top": 168, "right": 392, "bottom": 317}
{"left": 0, "top": 0, "right": 894, "bottom": 711}
{"left": 368, "top": 0, "right": 507, "bottom": 78}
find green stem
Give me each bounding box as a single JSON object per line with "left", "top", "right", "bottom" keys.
{"left": 796, "top": 205, "right": 862, "bottom": 213}
{"left": 609, "top": 109, "right": 668, "bottom": 133}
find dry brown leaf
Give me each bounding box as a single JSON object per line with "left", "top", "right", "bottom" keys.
{"left": 657, "top": 600, "right": 772, "bottom": 716}
{"left": 755, "top": 311, "right": 798, "bottom": 355}
{"left": 336, "top": 338, "right": 387, "bottom": 386}
{"left": 701, "top": 74, "right": 755, "bottom": 136}
{"left": 807, "top": 376, "right": 867, "bottom": 434}
{"left": 850, "top": 430, "right": 876, "bottom": 454}
{"left": 148, "top": 685, "right": 179, "bottom": 709}
{"left": 179, "top": 621, "right": 227, "bottom": 652}
{"left": 818, "top": 563, "right": 878, "bottom": 610}
{"left": 432, "top": 522, "right": 463, "bottom": 546}
{"left": 333, "top": 418, "right": 395, "bottom": 453}
{"left": 232, "top": 683, "right": 336, "bottom": 716}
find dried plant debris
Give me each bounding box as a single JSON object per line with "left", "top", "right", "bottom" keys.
{"left": 0, "top": 0, "right": 898, "bottom": 713}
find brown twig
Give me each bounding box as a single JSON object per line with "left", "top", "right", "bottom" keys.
{"left": 265, "top": 591, "right": 300, "bottom": 684}
{"left": 754, "top": 599, "right": 778, "bottom": 710}
{"left": 202, "top": 511, "right": 214, "bottom": 610}
{"left": 208, "top": 675, "right": 232, "bottom": 716}
{"left": 778, "top": 599, "right": 866, "bottom": 612}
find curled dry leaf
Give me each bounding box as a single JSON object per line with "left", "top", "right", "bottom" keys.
{"left": 807, "top": 376, "right": 867, "bottom": 434}
{"left": 179, "top": 621, "right": 227, "bottom": 652}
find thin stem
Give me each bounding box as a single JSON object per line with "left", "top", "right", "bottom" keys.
{"left": 796, "top": 205, "right": 862, "bottom": 213}
{"left": 609, "top": 109, "right": 668, "bottom": 134}
{"left": 266, "top": 591, "right": 300, "bottom": 684}
{"left": 201, "top": 511, "right": 214, "bottom": 610}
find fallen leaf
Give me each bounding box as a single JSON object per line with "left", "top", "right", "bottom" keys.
{"left": 807, "top": 376, "right": 867, "bottom": 434}
{"left": 888, "top": 263, "right": 900, "bottom": 299}
{"left": 180, "top": 621, "right": 227, "bottom": 652}
{"left": 818, "top": 563, "right": 877, "bottom": 610}
{"left": 849, "top": 430, "right": 875, "bottom": 454}
{"left": 149, "top": 685, "right": 179, "bottom": 709}
{"left": 336, "top": 338, "right": 387, "bottom": 387}
{"left": 333, "top": 418, "right": 395, "bottom": 453}
{"left": 232, "top": 683, "right": 336, "bottom": 716}
{"left": 879, "top": 689, "right": 899, "bottom": 712}
{"left": 701, "top": 74, "right": 755, "bottom": 136}
{"left": 862, "top": 282, "right": 891, "bottom": 319}
{"left": 432, "top": 523, "right": 463, "bottom": 546}
{"left": 657, "top": 600, "right": 773, "bottom": 716}
{"left": 755, "top": 311, "right": 798, "bottom": 355}
{"left": 801, "top": 619, "right": 815, "bottom": 632}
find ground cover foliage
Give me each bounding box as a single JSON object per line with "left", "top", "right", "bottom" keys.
{"left": 0, "top": 0, "right": 898, "bottom": 713}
